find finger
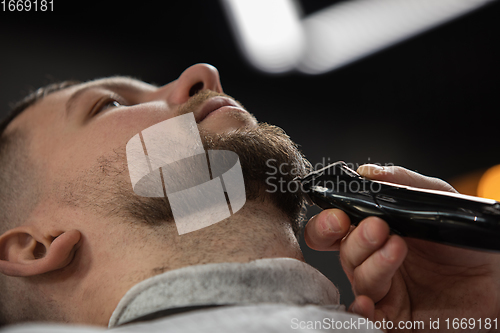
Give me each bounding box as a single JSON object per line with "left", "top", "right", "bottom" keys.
{"left": 339, "top": 217, "right": 390, "bottom": 278}
{"left": 304, "top": 209, "right": 351, "bottom": 251}
{"left": 349, "top": 295, "right": 375, "bottom": 322}
{"left": 351, "top": 235, "right": 407, "bottom": 303}
{"left": 357, "top": 164, "right": 457, "bottom": 193}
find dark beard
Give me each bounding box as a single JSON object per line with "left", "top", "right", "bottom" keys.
{"left": 114, "top": 122, "right": 311, "bottom": 237}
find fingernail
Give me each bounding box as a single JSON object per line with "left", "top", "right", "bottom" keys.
{"left": 350, "top": 302, "right": 360, "bottom": 314}
{"left": 327, "top": 211, "right": 343, "bottom": 233}
{"left": 381, "top": 241, "right": 395, "bottom": 260}
{"left": 363, "top": 223, "right": 377, "bottom": 244}
{"left": 357, "top": 164, "right": 384, "bottom": 177}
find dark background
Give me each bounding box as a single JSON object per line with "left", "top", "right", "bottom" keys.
{"left": 1, "top": 0, "right": 499, "bottom": 306}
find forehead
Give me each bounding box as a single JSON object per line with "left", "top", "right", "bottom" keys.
{"left": 61, "top": 76, "right": 158, "bottom": 102}
{"left": 73, "top": 76, "right": 157, "bottom": 93}
{"left": 7, "top": 76, "right": 157, "bottom": 133}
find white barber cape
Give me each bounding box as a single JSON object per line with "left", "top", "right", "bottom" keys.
{"left": 1, "top": 258, "right": 381, "bottom": 332}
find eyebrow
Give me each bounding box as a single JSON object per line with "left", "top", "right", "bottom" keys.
{"left": 65, "top": 81, "right": 145, "bottom": 117}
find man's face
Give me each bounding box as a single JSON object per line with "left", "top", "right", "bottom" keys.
{"left": 11, "top": 65, "right": 253, "bottom": 188}
{"left": 0, "top": 64, "right": 312, "bottom": 326}
{"left": 7, "top": 64, "right": 308, "bottom": 239}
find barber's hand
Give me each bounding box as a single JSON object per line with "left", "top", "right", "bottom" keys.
{"left": 304, "top": 165, "right": 500, "bottom": 332}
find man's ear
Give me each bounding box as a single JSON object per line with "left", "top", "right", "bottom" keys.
{"left": 0, "top": 228, "right": 81, "bottom": 277}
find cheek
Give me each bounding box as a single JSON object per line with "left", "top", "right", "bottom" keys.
{"left": 96, "top": 102, "right": 179, "bottom": 139}
{"left": 39, "top": 103, "right": 180, "bottom": 183}
{"left": 84, "top": 104, "right": 189, "bottom": 162}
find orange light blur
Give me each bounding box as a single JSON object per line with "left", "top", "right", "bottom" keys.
{"left": 477, "top": 164, "right": 500, "bottom": 201}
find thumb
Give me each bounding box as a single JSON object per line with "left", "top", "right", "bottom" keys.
{"left": 357, "top": 164, "right": 457, "bottom": 193}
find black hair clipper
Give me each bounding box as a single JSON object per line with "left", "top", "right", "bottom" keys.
{"left": 298, "top": 161, "right": 500, "bottom": 252}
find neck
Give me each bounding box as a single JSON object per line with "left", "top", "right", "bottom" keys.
{"left": 144, "top": 199, "right": 305, "bottom": 272}
{"left": 54, "top": 200, "right": 304, "bottom": 326}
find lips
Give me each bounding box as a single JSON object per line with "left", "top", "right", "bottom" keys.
{"left": 196, "top": 97, "right": 243, "bottom": 123}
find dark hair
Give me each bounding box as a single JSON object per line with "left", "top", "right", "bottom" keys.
{"left": 0, "top": 80, "right": 80, "bottom": 234}
{"left": 0, "top": 80, "right": 81, "bottom": 136}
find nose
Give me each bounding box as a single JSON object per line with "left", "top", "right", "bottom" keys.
{"left": 167, "top": 63, "right": 223, "bottom": 105}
